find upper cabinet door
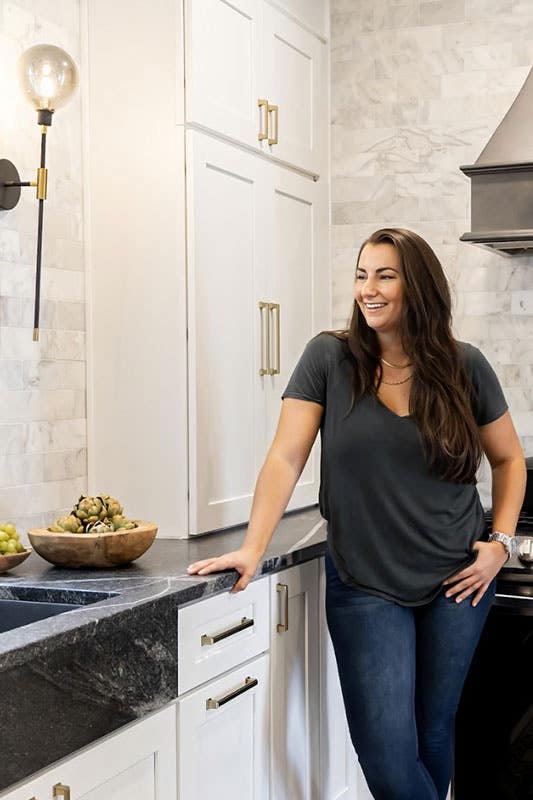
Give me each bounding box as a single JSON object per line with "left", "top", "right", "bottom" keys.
{"left": 262, "top": 3, "right": 327, "bottom": 177}
{"left": 267, "top": 0, "right": 328, "bottom": 39}
{"left": 185, "top": 0, "right": 267, "bottom": 152}
{"left": 186, "top": 131, "right": 269, "bottom": 535}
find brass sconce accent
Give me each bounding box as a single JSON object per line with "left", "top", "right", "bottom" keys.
{"left": 0, "top": 44, "right": 78, "bottom": 341}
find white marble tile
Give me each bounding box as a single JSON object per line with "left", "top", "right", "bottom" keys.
{"left": 511, "top": 291, "right": 533, "bottom": 315}
{"left": 420, "top": 0, "right": 465, "bottom": 26}
{"left": 40, "top": 329, "right": 85, "bottom": 360}
{"left": 23, "top": 359, "right": 86, "bottom": 391}
{"left": 463, "top": 42, "right": 514, "bottom": 70}
{"left": 0, "top": 453, "right": 43, "bottom": 486}
{"left": 0, "top": 360, "right": 23, "bottom": 390}
{"left": 462, "top": 291, "right": 510, "bottom": 315}
{"left": 43, "top": 266, "right": 84, "bottom": 303}
{"left": 43, "top": 448, "right": 86, "bottom": 482}
{"left": 0, "top": 389, "right": 85, "bottom": 422}
{"left": 25, "top": 418, "right": 87, "bottom": 453}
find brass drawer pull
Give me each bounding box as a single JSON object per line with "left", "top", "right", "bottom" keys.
{"left": 206, "top": 676, "right": 258, "bottom": 709}
{"left": 267, "top": 103, "right": 278, "bottom": 145}
{"left": 277, "top": 583, "right": 289, "bottom": 632}
{"left": 259, "top": 301, "right": 270, "bottom": 376}
{"left": 258, "top": 98, "right": 268, "bottom": 141}
{"left": 268, "top": 303, "right": 280, "bottom": 375}
{"left": 53, "top": 784, "right": 70, "bottom": 799}
{"left": 201, "top": 615, "right": 254, "bottom": 646}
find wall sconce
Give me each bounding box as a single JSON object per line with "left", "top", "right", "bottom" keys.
{"left": 0, "top": 44, "right": 78, "bottom": 341}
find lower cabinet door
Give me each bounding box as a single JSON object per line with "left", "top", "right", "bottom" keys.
{"left": 270, "top": 560, "right": 320, "bottom": 800}
{"left": 2, "top": 705, "right": 177, "bottom": 800}
{"left": 177, "top": 653, "right": 270, "bottom": 800}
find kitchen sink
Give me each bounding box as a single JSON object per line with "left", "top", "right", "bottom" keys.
{"left": 0, "top": 587, "right": 117, "bottom": 634}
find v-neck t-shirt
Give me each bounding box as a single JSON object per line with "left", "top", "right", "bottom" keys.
{"left": 281, "top": 333, "right": 509, "bottom": 606}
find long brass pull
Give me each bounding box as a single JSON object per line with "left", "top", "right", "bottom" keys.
{"left": 259, "top": 301, "right": 270, "bottom": 376}
{"left": 268, "top": 303, "right": 280, "bottom": 375}
{"left": 206, "top": 676, "right": 258, "bottom": 709}
{"left": 258, "top": 98, "right": 268, "bottom": 141}
{"left": 277, "top": 583, "right": 288, "bottom": 632}
{"left": 53, "top": 784, "right": 71, "bottom": 799}
{"left": 201, "top": 616, "right": 254, "bottom": 646}
{"left": 267, "top": 103, "right": 278, "bottom": 145}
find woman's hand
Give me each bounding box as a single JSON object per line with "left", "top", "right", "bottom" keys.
{"left": 442, "top": 541, "right": 508, "bottom": 606}
{"left": 186, "top": 548, "right": 263, "bottom": 594}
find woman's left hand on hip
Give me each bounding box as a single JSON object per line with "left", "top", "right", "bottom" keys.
{"left": 442, "top": 541, "right": 508, "bottom": 607}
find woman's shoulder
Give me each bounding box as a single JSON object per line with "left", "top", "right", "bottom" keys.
{"left": 305, "top": 330, "right": 349, "bottom": 363}
{"left": 456, "top": 339, "right": 487, "bottom": 367}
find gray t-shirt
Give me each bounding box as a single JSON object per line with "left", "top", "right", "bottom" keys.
{"left": 281, "top": 333, "right": 509, "bottom": 606}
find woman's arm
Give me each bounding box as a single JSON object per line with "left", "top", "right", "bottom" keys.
{"left": 443, "top": 410, "right": 526, "bottom": 605}
{"left": 481, "top": 411, "right": 526, "bottom": 539}
{"left": 187, "top": 398, "right": 324, "bottom": 591}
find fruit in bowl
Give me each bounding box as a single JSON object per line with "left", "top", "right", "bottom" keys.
{"left": 28, "top": 494, "right": 157, "bottom": 568}
{"left": 0, "top": 523, "right": 32, "bottom": 573}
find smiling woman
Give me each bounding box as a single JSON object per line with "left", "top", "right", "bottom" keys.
{"left": 188, "top": 226, "right": 526, "bottom": 800}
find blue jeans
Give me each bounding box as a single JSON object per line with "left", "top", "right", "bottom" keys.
{"left": 325, "top": 548, "right": 496, "bottom": 800}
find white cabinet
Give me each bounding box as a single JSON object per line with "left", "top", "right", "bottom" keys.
{"left": 262, "top": 3, "right": 327, "bottom": 176}
{"left": 1, "top": 705, "right": 177, "bottom": 800}
{"left": 269, "top": 559, "right": 320, "bottom": 800}
{"left": 185, "top": 0, "right": 327, "bottom": 176}
{"left": 268, "top": 0, "right": 328, "bottom": 39}
{"left": 177, "top": 653, "right": 270, "bottom": 800}
{"left": 186, "top": 130, "right": 329, "bottom": 534}
{"left": 184, "top": 0, "right": 264, "bottom": 152}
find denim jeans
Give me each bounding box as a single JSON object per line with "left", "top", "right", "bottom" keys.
{"left": 325, "top": 547, "right": 496, "bottom": 800}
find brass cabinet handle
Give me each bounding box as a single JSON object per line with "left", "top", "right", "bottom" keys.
{"left": 268, "top": 303, "right": 280, "bottom": 375}
{"left": 259, "top": 301, "right": 270, "bottom": 376}
{"left": 53, "top": 785, "right": 70, "bottom": 799}
{"left": 276, "top": 583, "right": 289, "bottom": 632}
{"left": 258, "top": 98, "right": 269, "bottom": 141}
{"left": 201, "top": 615, "right": 254, "bottom": 646}
{"left": 267, "top": 103, "right": 278, "bottom": 145}
{"left": 206, "top": 676, "right": 258, "bottom": 709}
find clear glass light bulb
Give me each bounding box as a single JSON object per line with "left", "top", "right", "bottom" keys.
{"left": 18, "top": 44, "right": 78, "bottom": 112}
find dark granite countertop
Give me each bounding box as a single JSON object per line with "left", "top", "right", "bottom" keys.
{"left": 0, "top": 506, "right": 327, "bottom": 792}
{"left": 0, "top": 504, "right": 530, "bottom": 793}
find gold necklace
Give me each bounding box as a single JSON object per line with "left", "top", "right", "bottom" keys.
{"left": 381, "top": 356, "right": 412, "bottom": 369}
{"left": 381, "top": 374, "right": 413, "bottom": 386}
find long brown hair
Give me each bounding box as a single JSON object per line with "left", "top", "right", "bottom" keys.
{"left": 326, "top": 228, "right": 483, "bottom": 484}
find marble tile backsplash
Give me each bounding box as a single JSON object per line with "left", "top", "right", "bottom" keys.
{"left": 331, "top": 0, "right": 533, "bottom": 505}
{"left": 0, "top": 1, "right": 86, "bottom": 541}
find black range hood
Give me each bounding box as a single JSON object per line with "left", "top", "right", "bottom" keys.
{"left": 460, "top": 66, "right": 533, "bottom": 256}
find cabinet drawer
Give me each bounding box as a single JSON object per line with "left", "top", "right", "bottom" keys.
{"left": 177, "top": 653, "right": 270, "bottom": 799}
{"left": 178, "top": 575, "right": 270, "bottom": 693}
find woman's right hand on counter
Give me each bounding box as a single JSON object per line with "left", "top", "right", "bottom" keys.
{"left": 186, "top": 547, "right": 263, "bottom": 593}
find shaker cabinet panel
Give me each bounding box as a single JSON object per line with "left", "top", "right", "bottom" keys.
{"left": 1, "top": 706, "right": 177, "bottom": 800}
{"left": 185, "top": 0, "right": 265, "bottom": 152}
{"left": 177, "top": 653, "right": 270, "bottom": 800}
{"left": 185, "top": 0, "right": 327, "bottom": 176}
{"left": 269, "top": 560, "right": 320, "bottom": 800}
{"left": 262, "top": 4, "right": 327, "bottom": 176}
{"left": 186, "top": 131, "right": 269, "bottom": 534}
{"left": 266, "top": 0, "right": 328, "bottom": 39}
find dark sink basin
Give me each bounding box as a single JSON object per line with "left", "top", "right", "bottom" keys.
{"left": 0, "top": 587, "right": 117, "bottom": 634}
{"left": 0, "top": 599, "right": 84, "bottom": 633}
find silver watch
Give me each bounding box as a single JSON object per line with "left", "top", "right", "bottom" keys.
{"left": 488, "top": 531, "right": 517, "bottom": 561}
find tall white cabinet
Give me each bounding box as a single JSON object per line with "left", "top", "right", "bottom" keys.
{"left": 84, "top": 0, "right": 331, "bottom": 537}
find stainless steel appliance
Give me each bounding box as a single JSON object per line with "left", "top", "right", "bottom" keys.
{"left": 453, "top": 460, "right": 533, "bottom": 799}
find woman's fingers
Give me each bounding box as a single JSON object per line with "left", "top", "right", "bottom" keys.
{"left": 187, "top": 557, "right": 230, "bottom": 574}
{"left": 471, "top": 584, "right": 487, "bottom": 607}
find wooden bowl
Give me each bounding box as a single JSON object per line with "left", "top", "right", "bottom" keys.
{"left": 27, "top": 522, "right": 157, "bottom": 568}
{"left": 0, "top": 548, "right": 32, "bottom": 574}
